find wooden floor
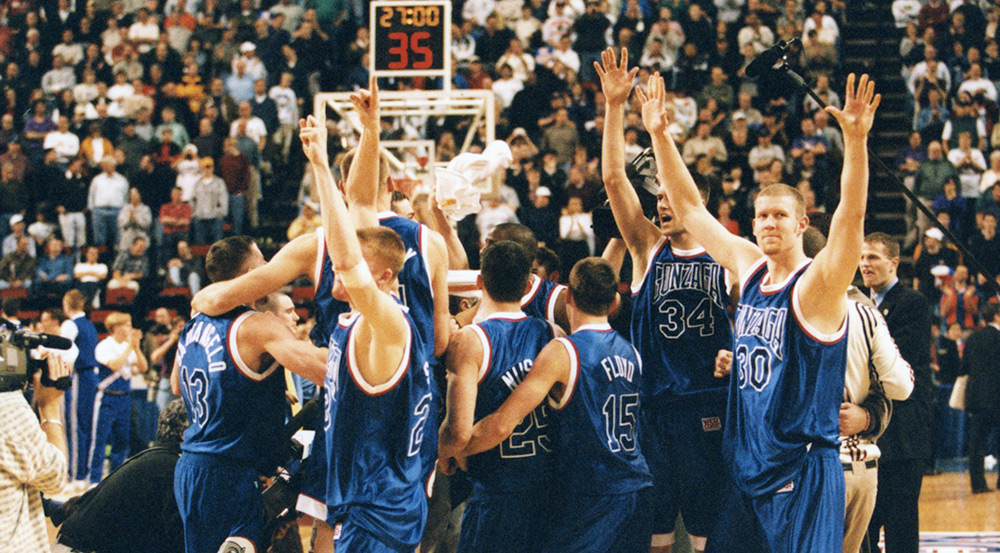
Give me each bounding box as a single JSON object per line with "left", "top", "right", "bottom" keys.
{"left": 920, "top": 472, "right": 1000, "bottom": 532}
{"left": 47, "top": 472, "right": 999, "bottom": 550}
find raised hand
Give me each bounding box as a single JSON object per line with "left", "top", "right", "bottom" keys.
{"left": 595, "top": 47, "right": 638, "bottom": 107}
{"left": 299, "top": 115, "right": 328, "bottom": 165}
{"left": 350, "top": 76, "right": 380, "bottom": 133}
{"left": 635, "top": 71, "right": 668, "bottom": 135}
{"left": 825, "top": 73, "right": 880, "bottom": 139}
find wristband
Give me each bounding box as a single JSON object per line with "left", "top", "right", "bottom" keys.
{"left": 340, "top": 261, "right": 374, "bottom": 289}
{"left": 40, "top": 419, "right": 63, "bottom": 427}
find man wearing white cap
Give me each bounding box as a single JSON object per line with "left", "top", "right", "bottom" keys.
{"left": 2, "top": 215, "right": 36, "bottom": 257}
{"left": 233, "top": 41, "right": 266, "bottom": 81}
{"left": 912, "top": 226, "right": 960, "bottom": 305}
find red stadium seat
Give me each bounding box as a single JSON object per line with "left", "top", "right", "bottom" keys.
{"left": 161, "top": 286, "right": 192, "bottom": 299}
{"left": 191, "top": 244, "right": 211, "bottom": 257}
{"left": 106, "top": 288, "right": 136, "bottom": 305}
{"left": 90, "top": 310, "right": 114, "bottom": 324}
{"left": 0, "top": 288, "right": 28, "bottom": 299}
{"left": 291, "top": 286, "right": 314, "bottom": 304}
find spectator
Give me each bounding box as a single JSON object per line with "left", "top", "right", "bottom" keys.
{"left": 158, "top": 186, "right": 192, "bottom": 267}
{"left": 166, "top": 239, "right": 203, "bottom": 294}
{"left": 3, "top": 215, "right": 36, "bottom": 258}
{"left": 979, "top": 150, "right": 1000, "bottom": 194}
{"left": 88, "top": 156, "right": 130, "bottom": 250}
{"left": 286, "top": 199, "right": 320, "bottom": 241}
{"left": 108, "top": 237, "right": 150, "bottom": 292}
{"left": 27, "top": 209, "right": 57, "bottom": 249}
{"left": 748, "top": 127, "right": 785, "bottom": 183}
{"left": 225, "top": 59, "right": 256, "bottom": 103}
{"left": 229, "top": 101, "right": 267, "bottom": 150}
{"left": 154, "top": 106, "right": 189, "bottom": 148}
{"left": 497, "top": 39, "right": 535, "bottom": 83}
{"left": 572, "top": 0, "right": 610, "bottom": 82}
{"left": 268, "top": 72, "right": 298, "bottom": 164}
{"left": 43, "top": 116, "right": 80, "bottom": 165}
{"left": 32, "top": 235, "right": 74, "bottom": 298}
{"left": 250, "top": 78, "right": 278, "bottom": 134}
{"left": 218, "top": 139, "right": 249, "bottom": 236}
{"left": 913, "top": 227, "right": 961, "bottom": 304}
{"left": 493, "top": 64, "right": 524, "bottom": 110}
{"left": 80, "top": 123, "right": 117, "bottom": 169}
{"left": 89, "top": 312, "right": 148, "bottom": 485}
{"left": 941, "top": 93, "right": 986, "bottom": 150}
{"left": 699, "top": 66, "right": 735, "bottom": 111}
{"left": 0, "top": 235, "right": 35, "bottom": 289}
{"left": 117, "top": 187, "right": 153, "bottom": 253}
{"left": 958, "top": 63, "right": 997, "bottom": 103}
{"left": 790, "top": 116, "right": 830, "bottom": 162}
{"left": 42, "top": 55, "right": 77, "bottom": 96}
{"left": 54, "top": 158, "right": 90, "bottom": 252}
{"left": 969, "top": 212, "right": 1000, "bottom": 281}
{"left": 564, "top": 165, "right": 603, "bottom": 212}
{"left": 0, "top": 353, "right": 69, "bottom": 553}
{"left": 914, "top": 141, "right": 960, "bottom": 235}
{"left": 128, "top": 9, "right": 161, "bottom": 54}
{"left": 947, "top": 131, "right": 987, "bottom": 198}
{"left": 0, "top": 141, "right": 29, "bottom": 185}
{"left": 477, "top": 12, "right": 517, "bottom": 65}
{"left": 518, "top": 186, "right": 559, "bottom": 248}
{"left": 738, "top": 12, "right": 775, "bottom": 54}
{"left": 541, "top": 107, "right": 580, "bottom": 168}
{"left": 23, "top": 101, "right": 56, "bottom": 166}
{"left": 190, "top": 157, "right": 227, "bottom": 245}
{"left": 915, "top": 87, "right": 949, "bottom": 141}
{"left": 682, "top": 121, "right": 728, "bottom": 166}
{"left": 558, "top": 196, "right": 593, "bottom": 274}
{"left": 979, "top": 181, "right": 1000, "bottom": 219}
{"left": 476, "top": 192, "right": 519, "bottom": 247}
{"left": 0, "top": 162, "right": 27, "bottom": 234}
{"left": 174, "top": 144, "right": 201, "bottom": 201}
{"left": 962, "top": 302, "right": 1000, "bottom": 494}
{"left": 940, "top": 264, "right": 979, "bottom": 331}
{"left": 932, "top": 177, "right": 972, "bottom": 239}
{"left": 73, "top": 245, "right": 108, "bottom": 308}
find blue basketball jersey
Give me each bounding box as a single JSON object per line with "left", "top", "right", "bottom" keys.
{"left": 323, "top": 304, "right": 436, "bottom": 550}
{"left": 551, "top": 325, "right": 652, "bottom": 495}
{"left": 631, "top": 237, "right": 733, "bottom": 399}
{"left": 466, "top": 312, "right": 556, "bottom": 492}
{"left": 726, "top": 258, "right": 847, "bottom": 497}
{"left": 177, "top": 307, "right": 286, "bottom": 471}
{"left": 71, "top": 314, "right": 98, "bottom": 369}
{"left": 310, "top": 217, "right": 437, "bottom": 360}
{"left": 521, "top": 275, "right": 566, "bottom": 327}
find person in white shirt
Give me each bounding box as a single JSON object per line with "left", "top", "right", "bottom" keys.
{"left": 802, "top": 0, "right": 839, "bottom": 47}
{"left": 232, "top": 42, "right": 267, "bottom": 82}
{"left": 492, "top": 64, "right": 524, "bottom": 109}
{"left": 229, "top": 102, "right": 268, "bottom": 148}
{"left": 462, "top": 0, "right": 498, "bottom": 26}
{"left": 88, "top": 156, "right": 130, "bottom": 250}
{"left": 268, "top": 72, "right": 299, "bottom": 163}
{"left": 497, "top": 38, "right": 536, "bottom": 82}
{"left": 43, "top": 116, "right": 80, "bottom": 165}
{"left": 42, "top": 55, "right": 77, "bottom": 97}
{"left": 947, "top": 131, "right": 988, "bottom": 197}
{"left": 52, "top": 29, "right": 84, "bottom": 67}
{"left": 737, "top": 12, "right": 775, "bottom": 54}
{"left": 89, "top": 312, "right": 148, "bottom": 484}
{"left": 559, "top": 196, "right": 594, "bottom": 264}
{"left": 128, "top": 8, "right": 161, "bottom": 54}
{"left": 514, "top": 5, "right": 542, "bottom": 47}
{"left": 552, "top": 34, "right": 582, "bottom": 74}
{"left": 107, "top": 70, "right": 135, "bottom": 104}
{"left": 958, "top": 63, "right": 998, "bottom": 103}
{"left": 73, "top": 245, "right": 109, "bottom": 307}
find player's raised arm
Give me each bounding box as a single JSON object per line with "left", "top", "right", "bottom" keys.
{"left": 638, "top": 73, "right": 762, "bottom": 280}
{"left": 344, "top": 76, "right": 380, "bottom": 229}
{"left": 190, "top": 232, "right": 317, "bottom": 316}
{"left": 595, "top": 48, "right": 660, "bottom": 267}
{"left": 797, "top": 73, "right": 880, "bottom": 333}
{"left": 437, "top": 328, "right": 484, "bottom": 460}
{"left": 428, "top": 197, "right": 470, "bottom": 270}
{"left": 461, "top": 339, "right": 570, "bottom": 458}
{"left": 301, "top": 115, "right": 410, "bottom": 384}
{"left": 427, "top": 229, "right": 452, "bottom": 356}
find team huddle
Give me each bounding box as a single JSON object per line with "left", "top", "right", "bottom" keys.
{"left": 170, "top": 50, "right": 882, "bottom": 553}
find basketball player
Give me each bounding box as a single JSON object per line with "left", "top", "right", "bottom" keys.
{"left": 452, "top": 223, "right": 569, "bottom": 332}
{"left": 170, "top": 236, "right": 328, "bottom": 553}
{"left": 638, "top": 72, "right": 880, "bottom": 552}
{"left": 437, "top": 240, "right": 558, "bottom": 553}
{"left": 189, "top": 80, "right": 448, "bottom": 544}
{"left": 300, "top": 113, "right": 437, "bottom": 553}
{"left": 459, "top": 257, "right": 652, "bottom": 553}
{"left": 596, "top": 48, "right": 733, "bottom": 552}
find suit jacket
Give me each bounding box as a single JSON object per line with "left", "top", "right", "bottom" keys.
{"left": 961, "top": 324, "right": 1000, "bottom": 415}
{"left": 875, "top": 282, "right": 935, "bottom": 461}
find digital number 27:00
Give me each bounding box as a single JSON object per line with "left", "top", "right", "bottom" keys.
{"left": 379, "top": 6, "right": 441, "bottom": 27}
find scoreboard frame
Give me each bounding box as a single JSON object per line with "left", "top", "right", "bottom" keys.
{"left": 370, "top": 0, "right": 452, "bottom": 89}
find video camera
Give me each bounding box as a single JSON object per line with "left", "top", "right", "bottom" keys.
{"left": 0, "top": 328, "right": 73, "bottom": 393}
{"left": 593, "top": 148, "right": 660, "bottom": 240}
{"left": 261, "top": 397, "right": 321, "bottom": 534}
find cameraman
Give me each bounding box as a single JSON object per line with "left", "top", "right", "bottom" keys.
{"left": 0, "top": 354, "right": 72, "bottom": 551}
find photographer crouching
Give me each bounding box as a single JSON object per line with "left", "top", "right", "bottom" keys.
{"left": 0, "top": 350, "right": 72, "bottom": 551}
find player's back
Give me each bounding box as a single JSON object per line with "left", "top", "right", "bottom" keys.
{"left": 631, "top": 237, "right": 733, "bottom": 400}
{"left": 727, "top": 258, "right": 847, "bottom": 496}
{"left": 521, "top": 274, "right": 565, "bottom": 326}
{"left": 323, "top": 306, "right": 436, "bottom": 550}
{"left": 467, "top": 312, "right": 556, "bottom": 492}
{"left": 177, "top": 306, "right": 285, "bottom": 471}
{"left": 551, "top": 324, "right": 652, "bottom": 495}
{"left": 310, "top": 217, "right": 436, "bottom": 357}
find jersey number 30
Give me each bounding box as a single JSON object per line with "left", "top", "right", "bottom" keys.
{"left": 735, "top": 344, "right": 772, "bottom": 392}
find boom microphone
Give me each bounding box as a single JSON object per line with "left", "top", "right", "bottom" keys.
{"left": 745, "top": 39, "right": 798, "bottom": 78}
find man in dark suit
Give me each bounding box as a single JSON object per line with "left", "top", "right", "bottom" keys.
{"left": 860, "top": 232, "right": 935, "bottom": 553}
{"left": 962, "top": 301, "right": 1000, "bottom": 493}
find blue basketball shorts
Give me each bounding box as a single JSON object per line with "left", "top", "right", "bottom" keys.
{"left": 543, "top": 487, "right": 653, "bottom": 553}
{"left": 174, "top": 452, "right": 266, "bottom": 553}
{"left": 457, "top": 486, "right": 552, "bottom": 553}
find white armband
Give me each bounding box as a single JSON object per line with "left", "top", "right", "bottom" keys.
{"left": 340, "top": 261, "right": 374, "bottom": 289}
